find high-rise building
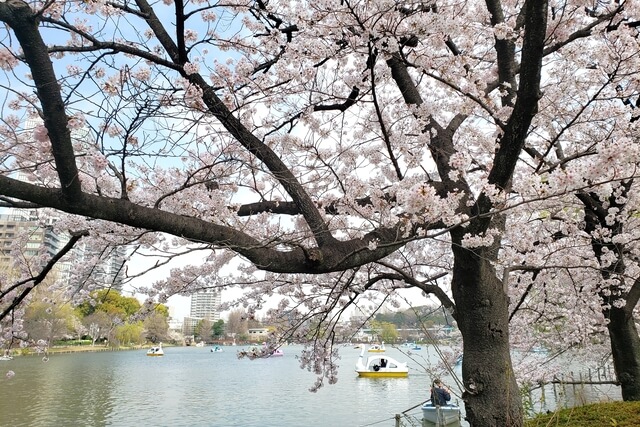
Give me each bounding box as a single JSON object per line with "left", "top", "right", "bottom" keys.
{"left": 0, "top": 208, "right": 128, "bottom": 291}
{"left": 0, "top": 119, "right": 128, "bottom": 291}
{"left": 183, "top": 289, "right": 222, "bottom": 340}
{"left": 73, "top": 242, "right": 127, "bottom": 292}
{"left": 0, "top": 208, "right": 68, "bottom": 269}
{"left": 190, "top": 289, "right": 221, "bottom": 321}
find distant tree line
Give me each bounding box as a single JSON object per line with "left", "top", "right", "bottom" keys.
{"left": 373, "top": 305, "right": 454, "bottom": 329}
{"left": 20, "top": 288, "right": 171, "bottom": 349}
{"left": 192, "top": 318, "right": 225, "bottom": 343}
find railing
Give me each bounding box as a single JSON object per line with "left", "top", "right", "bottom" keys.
{"left": 364, "top": 365, "right": 618, "bottom": 427}
{"left": 522, "top": 364, "right": 619, "bottom": 414}
{"left": 394, "top": 399, "right": 429, "bottom": 427}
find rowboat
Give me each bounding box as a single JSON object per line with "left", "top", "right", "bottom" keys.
{"left": 421, "top": 403, "right": 461, "bottom": 425}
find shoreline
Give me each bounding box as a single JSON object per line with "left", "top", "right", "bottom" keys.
{"left": 7, "top": 344, "right": 152, "bottom": 357}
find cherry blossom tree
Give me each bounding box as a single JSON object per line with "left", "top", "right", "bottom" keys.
{"left": 1, "top": 0, "right": 640, "bottom": 425}
{"left": 495, "top": 24, "right": 640, "bottom": 402}
{"left": 580, "top": 187, "right": 640, "bottom": 400}
{"left": 506, "top": 180, "right": 640, "bottom": 401}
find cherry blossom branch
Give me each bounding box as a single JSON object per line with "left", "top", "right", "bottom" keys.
{"left": 129, "top": 0, "right": 336, "bottom": 247}
{"left": 386, "top": 54, "right": 448, "bottom": 175}
{"left": 263, "top": 86, "right": 362, "bottom": 137}
{"left": 509, "top": 269, "right": 540, "bottom": 322}
{"left": 534, "top": 72, "right": 618, "bottom": 173}
{"left": 483, "top": 1, "right": 546, "bottom": 195}
{"left": 544, "top": 7, "right": 624, "bottom": 57}
{"left": 368, "top": 44, "right": 403, "bottom": 180}
{"left": 0, "top": 2, "right": 82, "bottom": 200}
{"left": 0, "top": 175, "right": 408, "bottom": 273}
{"left": 0, "top": 230, "right": 89, "bottom": 322}
{"left": 484, "top": 7, "right": 623, "bottom": 96}
{"left": 42, "top": 20, "right": 180, "bottom": 71}
{"left": 374, "top": 262, "right": 454, "bottom": 315}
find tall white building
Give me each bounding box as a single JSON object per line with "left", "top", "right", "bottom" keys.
{"left": 190, "top": 289, "right": 221, "bottom": 321}
{"left": 73, "top": 242, "right": 127, "bottom": 292}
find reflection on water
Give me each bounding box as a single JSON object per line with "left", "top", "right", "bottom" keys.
{"left": 1, "top": 351, "right": 119, "bottom": 427}
{"left": 0, "top": 346, "right": 434, "bottom": 427}
{"left": 0, "top": 345, "right": 621, "bottom": 427}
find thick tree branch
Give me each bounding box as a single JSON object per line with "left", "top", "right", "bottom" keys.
{"left": 174, "top": 0, "right": 188, "bottom": 64}
{"left": 134, "top": 0, "right": 182, "bottom": 63}
{"left": 0, "top": 175, "right": 411, "bottom": 274}
{"left": 313, "top": 87, "right": 360, "bottom": 112}
{"left": 375, "top": 263, "right": 454, "bottom": 317}
{"left": 236, "top": 180, "right": 456, "bottom": 217}
{"left": 625, "top": 276, "right": 640, "bottom": 316}
{"left": 0, "top": 1, "right": 82, "bottom": 200}
{"left": 386, "top": 53, "right": 425, "bottom": 107}
{"left": 484, "top": 1, "right": 547, "bottom": 194}
{"left": 485, "top": 0, "right": 517, "bottom": 106}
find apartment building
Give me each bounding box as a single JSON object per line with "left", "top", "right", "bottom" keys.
{"left": 182, "top": 288, "right": 222, "bottom": 338}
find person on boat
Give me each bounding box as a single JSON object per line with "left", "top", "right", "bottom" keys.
{"left": 429, "top": 379, "right": 451, "bottom": 406}
{"left": 380, "top": 358, "right": 387, "bottom": 368}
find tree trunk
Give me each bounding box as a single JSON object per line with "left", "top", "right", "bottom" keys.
{"left": 607, "top": 305, "right": 640, "bottom": 400}
{"left": 451, "top": 245, "right": 523, "bottom": 427}
{"left": 580, "top": 189, "right": 640, "bottom": 401}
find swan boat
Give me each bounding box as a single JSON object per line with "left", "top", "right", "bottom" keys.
{"left": 146, "top": 343, "right": 164, "bottom": 356}
{"left": 355, "top": 345, "right": 408, "bottom": 377}
{"left": 269, "top": 348, "right": 284, "bottom": 357}
{"left": 421, "top": 403, "right": 461, "bottom": 426}
{"left": 367, "top": 342, "right": 386, "bottom": 352}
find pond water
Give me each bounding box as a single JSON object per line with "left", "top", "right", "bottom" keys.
{"left": 0, "top": 345, "right": 441, "bottom": 427}
{"left": 0, "top": 344, "right": 620, "bottom": 426}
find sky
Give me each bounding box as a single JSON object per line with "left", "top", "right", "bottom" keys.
{"left": 123, "top": 242, "right": 440, "bottom": 323}
{"left": 0, "top": 4, "right": 444, "bottom": 325}
{"left": 123, "top": 245, "right": 249, "bottom": 321}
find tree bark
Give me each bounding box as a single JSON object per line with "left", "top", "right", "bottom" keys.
{"left": 580, "top": 188, "right": 640, "bottom": 401}
{"left": 607, "top": 306, "right": 640, "bottom": 400}
{"left": 451, "top": 244, "right": 523, "bottom": 426}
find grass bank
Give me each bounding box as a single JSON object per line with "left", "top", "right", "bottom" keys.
{"left": 10, "top": 344, "right": 155, "bottom": 356}
{"left": 525, "top": 401, "right": 640, "bottom": 426}
{"left": 48, "top": 345, "right": 142, "bottom": 354}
